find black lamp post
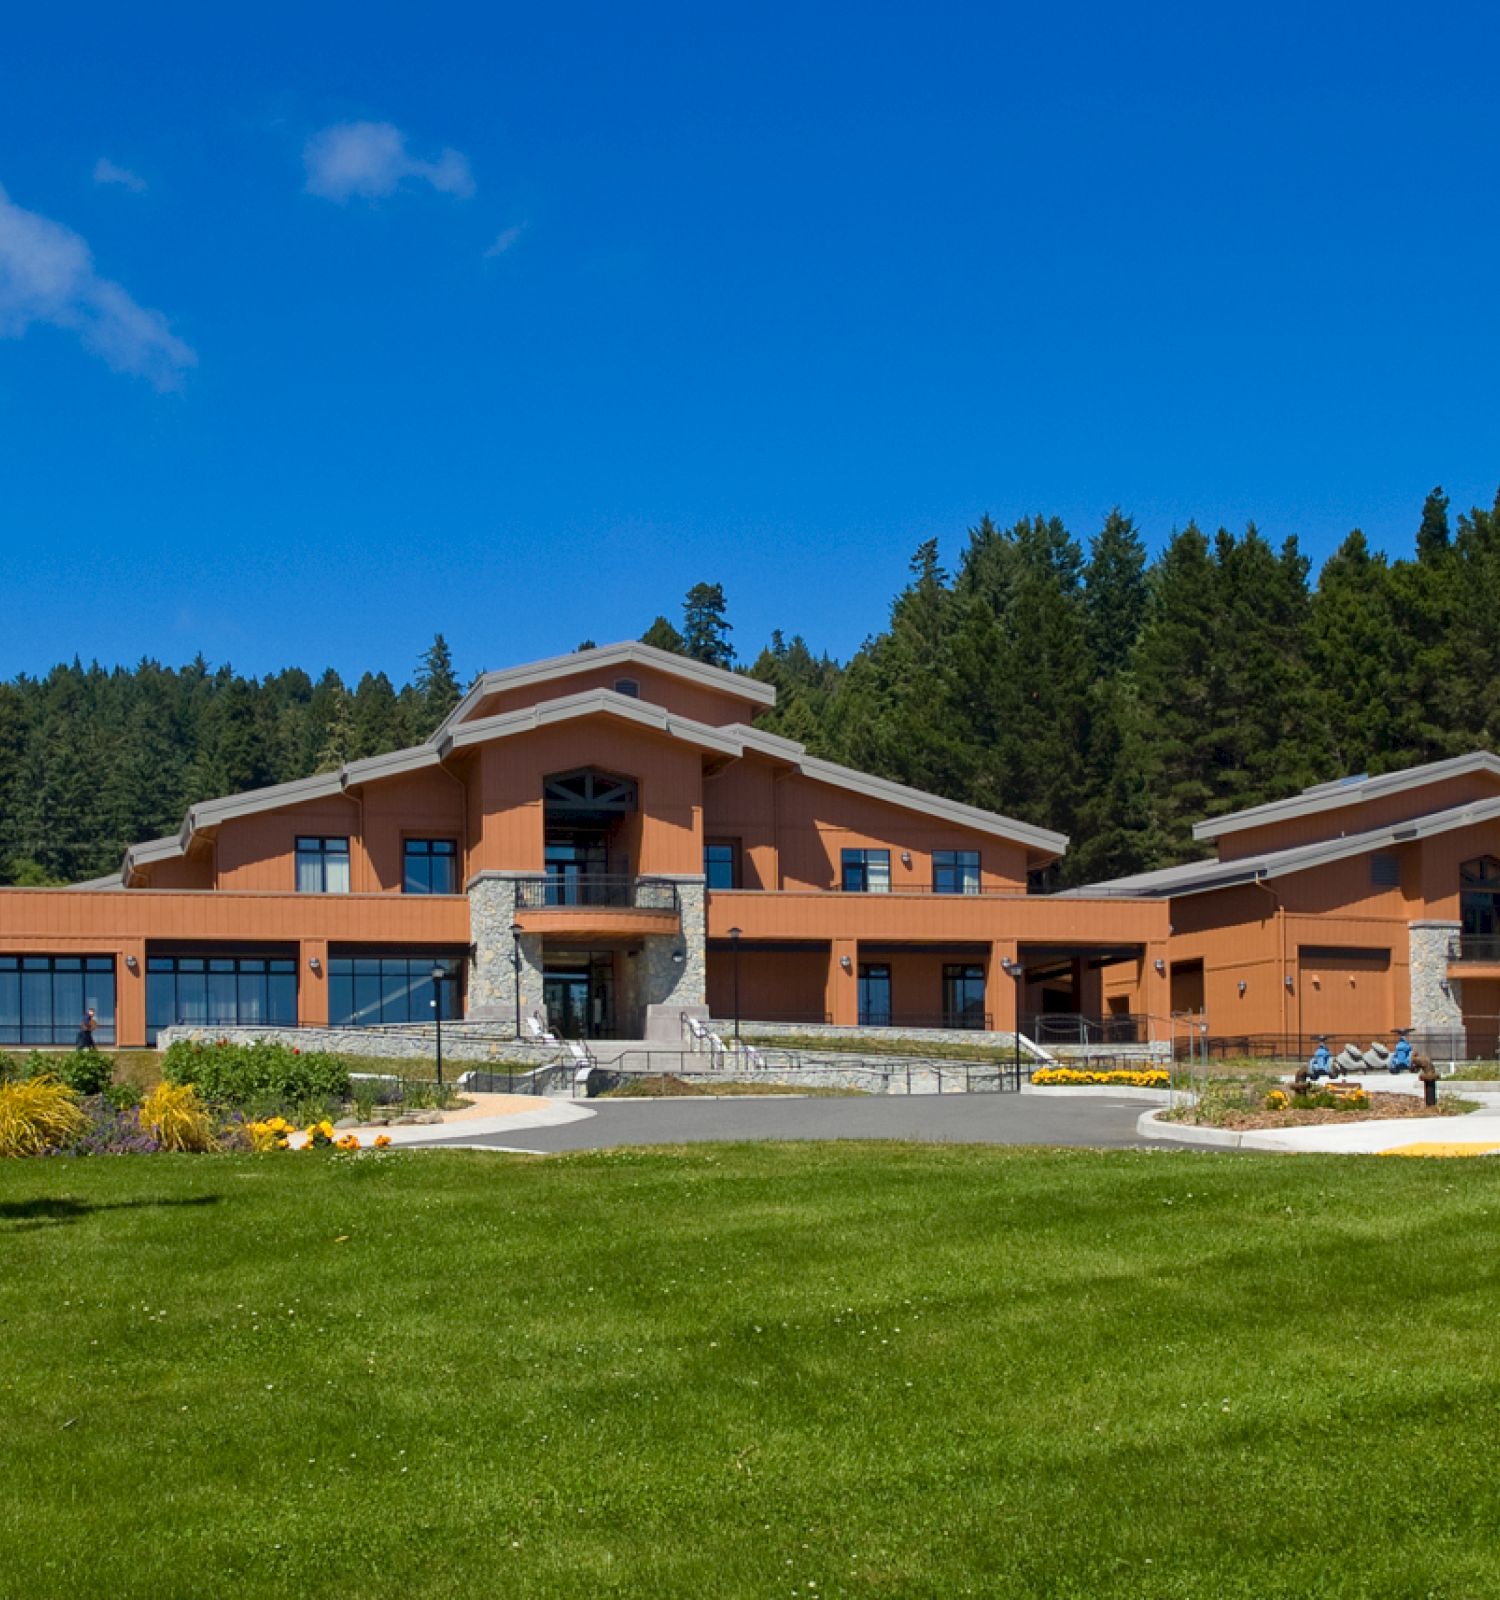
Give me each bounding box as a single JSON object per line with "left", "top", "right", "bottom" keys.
{"left": 429, "top": 963, "right": 446, "bottom": 1089}
{"left": 509, "top": 921, "right": 524, "bottom": 1039}
{"left": 1000, "top": 955, "right": 1024, "bottom": 1084}
{"left": 728, "top": 926, "right": 743, "bottom": 1041}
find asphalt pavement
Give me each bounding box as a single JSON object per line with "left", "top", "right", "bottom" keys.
{"left": 413, "top": 1090, "right": 1154, "bottom": 1153}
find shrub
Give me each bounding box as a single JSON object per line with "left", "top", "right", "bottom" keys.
{"left": 34, "top": 1048, "right": 114, "bottom": 1097}
{"left": 0, "top": 1076, "right": 90, "bottom": 1157}
{"left": 162, "top": 1039, "right": 350, "bottom": 1112}
{"left": 139, "top": 1082, "right": 219, "bottom": 1153}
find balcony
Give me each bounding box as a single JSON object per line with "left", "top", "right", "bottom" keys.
{"left": 512, "top": 875, "right": 682, "bottom": 938}
{"left": 1448, "top": 934, "right": 1500, "bottom": 968}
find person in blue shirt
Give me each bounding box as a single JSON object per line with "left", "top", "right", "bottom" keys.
{"left": 1390, "top": 1032, "right": 1413, "bottom": 1074}
{"left": 1307, "top": 1039, "right": 1333, "bottom": 1080}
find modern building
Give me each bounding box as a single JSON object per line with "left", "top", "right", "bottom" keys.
{"left": 0, "top": 643, "right": 1172, "bottom": 1051}
{"left": 1080, "top": 753, "right": 1500, "bottom": 1055}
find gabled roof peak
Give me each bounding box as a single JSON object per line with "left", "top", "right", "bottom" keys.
{"left": 436, "top": 641, "right": 775, "bottom": 739}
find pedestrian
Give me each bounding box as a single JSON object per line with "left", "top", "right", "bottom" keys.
{"left": 76, "top": 1007, "right": 97, "bottom": 1051}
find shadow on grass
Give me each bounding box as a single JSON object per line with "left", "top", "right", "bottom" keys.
{"left": 0, "top": 1193, "right": 224, "bottom": 1231}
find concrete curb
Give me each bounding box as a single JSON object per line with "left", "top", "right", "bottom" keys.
{"left": 1024, "top": 1085, "right": 1173, "bottom": 1103}
{"left": 1137, "top": 1109, "right": 1247, "bottom": 1149}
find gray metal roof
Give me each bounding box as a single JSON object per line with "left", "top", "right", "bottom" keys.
{"left": 1071, "top": 790, "right": 1500, "bottom": 899}
{"left": 1192, "top": 751, "right": 1500, "bottom": 843}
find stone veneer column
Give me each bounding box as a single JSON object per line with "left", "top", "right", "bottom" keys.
{"left": 467, "top": 873, "right": 544, "bottom": 1027}
{"left": 1408, "top": 920, "right": 1465, "bottom": 1054}
{"left": 639, "top": 875, "right": 707, "bottom": 1017}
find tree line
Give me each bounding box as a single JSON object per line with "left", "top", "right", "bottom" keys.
{"left": 4, "top": 489, "right": 1499, "bottom": 887}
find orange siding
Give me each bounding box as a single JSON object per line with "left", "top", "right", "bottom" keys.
{"left": 469, "top": 664, "right": 762, "bottom": 728}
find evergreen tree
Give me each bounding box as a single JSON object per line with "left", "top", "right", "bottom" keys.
{"left": 640, "top": 615, "right": 686, "bottom": 654}
{"left": 681, "top": 582, "right": 736, "bottom": 668}
{"left": 194, "top": 675, "right": 275, "bottom": 799}
{"left": 414, "top": 633, "right": 461, "bottom": 734}
{"left": 1416, "top": 486, "right": 1451, "bottom": 564}
{"left": 349, "top": 672, "right": 404, "bottom": 761}
{"left": 314, "top": 682, "right": 355, "bottom": 772}
{"left": 1084, "top": 509, "right": 1148, "bottom": 676}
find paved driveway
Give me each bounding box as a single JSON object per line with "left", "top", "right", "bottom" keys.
{"left": 413, "top": 1091, "right": 1153, "bottom": 1153}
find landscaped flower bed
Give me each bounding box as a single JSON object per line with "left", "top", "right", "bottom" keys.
{"left": 0, "top": 1041, "right": 435, "bottom": 1159}
{"left": 1031, "top": 1065, "right": 1170, "bottom": 1089}
{"left": 1165, "top": 1079, "right": 1472, "bottom": 1130}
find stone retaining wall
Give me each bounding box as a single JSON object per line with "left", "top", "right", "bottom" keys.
{"left": 157, "top": 1023, "right": 558, "bottom": 1067}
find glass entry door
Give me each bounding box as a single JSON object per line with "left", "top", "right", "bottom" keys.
{"left": 543, "top": 971, "right": 591, "bottom": 1038}
{"left": 543, "top": 953, "right": 617, "bottom": 1038}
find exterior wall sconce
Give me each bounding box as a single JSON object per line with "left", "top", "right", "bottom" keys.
{"left": 124, "top": 954, "right": 139, "bottom": 973}
{"left": 1237, "top": 980, "right": 1247, "bottom": 996}
{"left": 1153, "top": 958, "right": 1166, "bottom": 976}
{"left": 1440, "top": 978, "right": 1452, "bottom": 996}
{"left": 308, "top": 955, "right": 322, "bottom": 973}
{"left": 671, "top": 948, "right": 686, "bottom": 966}
{"left": 1284, "top": 975, "right": 1294, "bottom": 991}
{"left": 900, "top": 851, "right": 912, "bottom": 868}
{"left": 839, "top": 954, "right": 853, "bottom": 972}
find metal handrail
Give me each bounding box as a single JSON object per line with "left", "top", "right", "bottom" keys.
{"left": 1029, "top": 1012, "right": 1149, "bottom": 1045}
{"left": 1449, "top": 934, "right": 1500, "bottom": 962}
{"left": 513, "top": 875, "right": 681, "bottom": 911}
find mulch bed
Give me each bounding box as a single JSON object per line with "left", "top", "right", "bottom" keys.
{"left": 1180, "top": 1090, "right": 1462, "bottom": 1131}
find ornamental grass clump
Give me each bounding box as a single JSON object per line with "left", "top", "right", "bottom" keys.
{"left": 0, "top": 1076, "right": 91, "bottom": 1157}
{"left": 139, "top": 1083, "right": 219, "bottom": 1154}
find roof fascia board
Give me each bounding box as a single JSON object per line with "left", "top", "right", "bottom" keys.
{"left": 189, "top": 771, "right": 346, "bottom": 829}
{"left": 342, "top": 745, "right": 441, "bottom": 785}
{"left": 444, "top": 689, "right": 747, "bottom": 758}
{"left": 791, "top": 751, "right": 1069, "bottom": 855}
{"left": 1193, "top": 751, "right": 1500, "bottom": 842}
{"left": 435, "top": 641, "right": 775, "bottom": 739}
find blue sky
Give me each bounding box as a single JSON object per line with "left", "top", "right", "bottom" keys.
{"left": 3, "top": 2, "right": 1499, "bottom": 685}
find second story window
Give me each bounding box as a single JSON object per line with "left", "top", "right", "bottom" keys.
{"left": 933, "top": 849, "right": 981, "bottom": 894}
{"left": 404, "top": 838, "right": 459, "bottom": 894}
{"left": 704, "top": 840, "right": 739, "bottom": 890}
{"left": 841, "top": 847, "right": 890, "bottom": 893}
{"left": 296, "top": 836, "right": 350, "bottom": 894}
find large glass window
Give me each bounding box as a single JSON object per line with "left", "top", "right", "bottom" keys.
{"left": 1461, "top": 857, "right": 1500, "bottom": 938}
{"left": 704, "top": 840, "right": 739, "bottom": 890}
{"left": 403, "top": 838, "right": 458, "bottom": 894}
{"left": 296, "top": 836, "right": 350, "bottom": 893}
{"left": 145, "top": 954, "right": 296, "bottom": 1045}
{"left": 943, "top": 964, "right": 987, "bottom": 1029}
{"left": 841, "top": 848, "right": 891, "bottom": 893}
{"left": 328, "top": 954, "right": 464, "bottom": 1028}
{"left": 933, "top": 850, "right": 981, "bottom": 894}
{"left": 0, "top": 955, "right": 115, "bottom": 1046}
{"left": 858, "top": 963, "right": 892, "bottom": 1027}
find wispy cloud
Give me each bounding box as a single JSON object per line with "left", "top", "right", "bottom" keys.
{"left": 303, "top": 121, "right": 474, "bottom": 202}
{"left": 483, "top": 223, "right": 526, "bottom": 259}
{"left": 93, "top": 157, "right": 147, "bottom": 193}
{"left": 0, "top": 183, "right": 196, "bottom": 389}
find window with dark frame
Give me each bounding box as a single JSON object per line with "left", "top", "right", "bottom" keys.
{"left": 841, "top": 848, "right": 891, "bottom": 893}
{"left": 1461, "top": 855, "right": 1500, "bottom": 938}
{"left": 295, "top": 835, "right": 350, "bottom": 893}
{"left": 403, "top": 838, "right": 459, "bottom": 894}
{"left": 0, "top": 955, "right": 116, "bottom": 1046}
{"left": 857, "top": 962, "right": 892, "bottom": 1026}
{"left": 327, "top": 954, "right": 465, "bottom": 1028}
{"left": 942, "top": 963, "right": 987, "bottom": 1029}
{"left": 933, "top": 849, "right": 981, "bottom": 894}
{"left": 144, "top": 954, "right": 296, "bottom": 1045}
{"left": 704, "top": 839, "right": 739, "bottom": 890}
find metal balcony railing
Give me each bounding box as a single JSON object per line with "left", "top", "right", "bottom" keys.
{"left": 1448, "top": 934, "right": 1500, "bottom": 963}
{"left": 1029, "top": 1012, "right": 1149, "bottom": 1046}
{"left": 513, "top": 875, "right": 681, "bottom": 912}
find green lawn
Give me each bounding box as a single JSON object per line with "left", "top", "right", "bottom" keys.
{"left": 4, "top": 1146, "right": 1500, "bottom": 1599}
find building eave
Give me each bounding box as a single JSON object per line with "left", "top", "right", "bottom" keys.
{"left": 1192, "top": 751, "right": 1500, "bottom": 843}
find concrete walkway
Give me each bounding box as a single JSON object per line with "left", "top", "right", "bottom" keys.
{"left": 411, "top": 1090, "right": 1153, "bottom": 1153}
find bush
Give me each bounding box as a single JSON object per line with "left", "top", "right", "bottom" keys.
{"left": 162, "top": 1039, "right": 350, "bottom": 1112}
{"left": 139, "top": 1082, "right": 219, "bottom": 1153}
{"left": 31, "top": 1048, "right": 114, "bottom": 1097}
{"left": 0, "top": 1076, "right": 91, "bottom": 1157}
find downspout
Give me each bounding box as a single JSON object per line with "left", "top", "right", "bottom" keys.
{"left": 1252, "top": 874, "right": 1288, "bottom": 1038}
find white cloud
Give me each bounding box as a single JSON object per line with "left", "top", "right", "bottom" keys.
{"left": 0, "top": 183, "right": 196, "bottom": 389}
{"left": 93, "top": 157, "right": 147, "bottom": 193}
{"left": 303, "top": 121, "right": 475, "bottom": 202}
{"left": 483, "top": 223, "right": 526, "bottom": 259}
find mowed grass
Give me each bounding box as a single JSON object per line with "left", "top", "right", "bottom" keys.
{"left": 3, "top": 1147, "right": 1500, "bottom": 1599}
